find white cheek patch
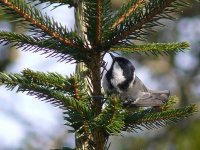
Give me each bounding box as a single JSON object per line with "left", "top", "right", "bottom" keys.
{"left": 111, "top": 62, "right": 126, "bottom": 88}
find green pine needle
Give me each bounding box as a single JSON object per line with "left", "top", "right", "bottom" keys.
{"left": 104, "top": 0, "right": 191, "bottom": 46}
{"left": 0, "top": 71, "right": 93, "bottom": 132}
{"left": 83, "top": 0, "right": 102, "bottom": 45}
{"left": 124, "top": 104, "right": 197, "bottom": 132}
{"left": 0, "top": 71, "right": 91, "bottom": 115}
{"left": 110, "top": 42, "right": 190, "bottom": 55}
{"left": 0, "top": 31, "right": 90, "bottom": 63}
{"left": 22, "top": 69, "right": 69, "bottom": 92}
{"left": 0, "top": 0, "right": 82, "bottom": 49}
{"left": 111, "top": 0, "right": 146, "bottom": 29}
{"left": 92, "top": 96, "right": 124, "bottom": 134}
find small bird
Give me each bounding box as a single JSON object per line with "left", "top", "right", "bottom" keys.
{"left": 102, "top": 54, "right": 170, "bottom": 107}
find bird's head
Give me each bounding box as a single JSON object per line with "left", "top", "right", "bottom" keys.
{"left": 105, "top": 53, "right": 135, "bottom": 91}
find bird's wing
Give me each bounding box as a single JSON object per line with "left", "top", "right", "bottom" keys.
{"left": 133, "top": 76, "right": 148, "bottom": 92}
{"left": 129, "top": 92, "right": 168, "bottom": 107}
{"left": 126, "top": 76, "right": 170, "bottom": 107}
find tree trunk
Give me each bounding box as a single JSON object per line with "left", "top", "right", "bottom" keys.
{"left": 74, "top": 1, "right": 107, "bottom": 149}
{"left": 90, "top": 52, "right": 107, "bottom": 150}
{"left": 74, "top": 0, "right": 126, "bottom": 148}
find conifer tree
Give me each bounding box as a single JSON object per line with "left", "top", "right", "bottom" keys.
{"left": 0, "top": 0, "right": 197, "bottom": 149}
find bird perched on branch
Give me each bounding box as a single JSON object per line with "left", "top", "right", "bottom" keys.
{"left": 102, "top": 54, "right": 170, "bottom": 107}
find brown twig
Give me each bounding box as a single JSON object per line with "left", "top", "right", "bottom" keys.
{"left": 112, "top": 0, "right": 175, "bottom": 44}
{"left": 1, "top": 0, "right": 76, "bottom": 48}
{"left": 96, "top": 0, "right": 102, "bottom": 44}
{"left": 112, "top": 0, "right": 146, "bottom": 28}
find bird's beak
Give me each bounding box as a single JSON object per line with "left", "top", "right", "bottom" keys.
{"left": 109, "top": 53, "right": 115, "bottom": 60}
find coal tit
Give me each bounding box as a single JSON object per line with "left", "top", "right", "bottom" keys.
{"left": 102, "top": 54, "right": 170, "bottom": 107}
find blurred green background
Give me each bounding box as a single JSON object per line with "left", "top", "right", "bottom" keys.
{"left": 0, "top": 0, "right": 200, "bottom": 149}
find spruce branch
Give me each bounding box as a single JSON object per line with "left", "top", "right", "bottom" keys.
{"left": 110, "top": 42, "right": 190, "bottom": 55}
{"left": 161, "top": 96, "right": 179, "bottom": 110}
{"left": 93, "top": 97, "right": 124, "bottom": 135}
{"left": 0, "top": 70, "right": 103, "bottom": 148}
{"left": 0, "top": 71, "right": 91, "bottom": 115}
{"left": 0, "top": 31, "right": 90, "bottom": 62}
{"left": 101, "top": 0, "right": 113, "bottom": 43}
{"left": 82, "top": 0, "right": 112, "bottom": 46}
{"left": 105, "top": 0, "right": 191, "bottom": 47}
{"left": 22, "top": 69, "right": 90, "bottom": 102}
{"left": 124, "top": 104, "right": 197, "bottom": 132}
{"left": 83, "top": 0, "right": 103, "bottom": 46}
{"left": 22, "top": 69, "right": 69, "bottom": 93}
{"left": 0, "top": 0, "right": 83, "bottom": 49}
{"left": 112, "top": 0, "right": 147, "bottom": 28}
